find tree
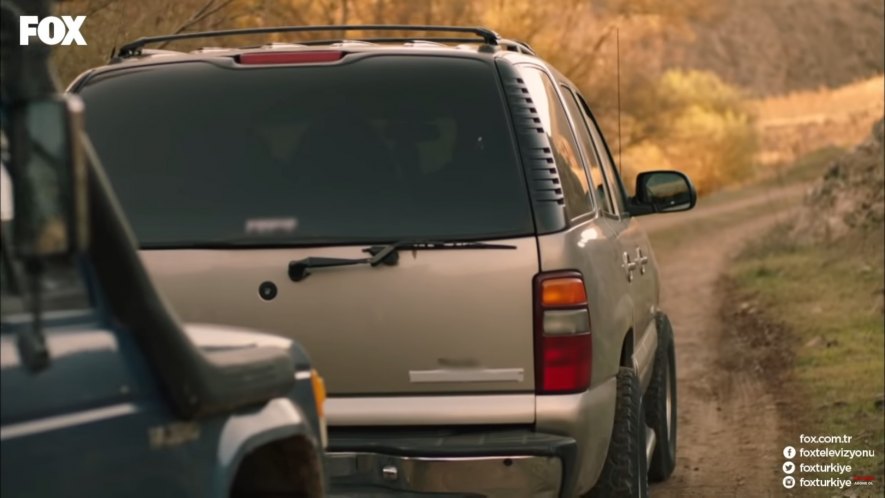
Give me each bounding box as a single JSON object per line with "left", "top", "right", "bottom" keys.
{"left": 53, "top": 0, "right": 758, "bottom": 195}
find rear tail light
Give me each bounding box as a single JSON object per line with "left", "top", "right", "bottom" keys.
{"left": 534, "top": 271, "right": 592, "bottom": 394}
{"left": 238, "top": 51, "right": 344, "bottom": 65}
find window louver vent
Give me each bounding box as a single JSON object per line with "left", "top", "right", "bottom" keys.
{"left": 502, "top": 76, "right": 566, "bottom": 210}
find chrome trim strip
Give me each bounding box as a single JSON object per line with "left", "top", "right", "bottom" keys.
{"left": 0, "top": 403, "right": 137, "bottom": 440}
{"left": 409, "top": 367, "right": 524, "bottom": 383}
{"left": 634, "top": 319, "right": 658, "bottom": 388}
{"left": 326, "top": 394, "right": 535, "bottom": 426}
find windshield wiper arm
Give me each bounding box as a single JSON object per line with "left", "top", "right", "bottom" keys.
{"left": 288, "top": 240, "right": 517, "bottom": 282}
{"left": 288, "top": 254, "right": 393, "bottom": 282}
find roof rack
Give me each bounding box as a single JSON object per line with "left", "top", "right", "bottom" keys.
{"left": 297, "top": 37, "right": 491, "bottom": 46}
{"left": 117, "top": 25, "right": 501, "bottom": 58}
{"left": 499, "top": 39, "right": 536, "bottom": 56}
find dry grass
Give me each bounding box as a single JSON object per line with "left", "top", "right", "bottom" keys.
{"left": 729, "top": 226, "right": 885, "bottom": 497}
{"left": 749, "top": 75, "right": 885, "bottom": 167}
{"left": 753, "top": 76, "right": 884, "bottom": 125}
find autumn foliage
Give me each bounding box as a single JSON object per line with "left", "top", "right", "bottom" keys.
{"left": 55, "top": 0, "right": 758, "bottom": 195}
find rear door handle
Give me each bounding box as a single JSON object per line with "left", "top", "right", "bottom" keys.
{"left": 622, "top": 252, "right": 636, "bottom": 282}
{"left": 636, "top": 247, "right": 649, "bottom": 275}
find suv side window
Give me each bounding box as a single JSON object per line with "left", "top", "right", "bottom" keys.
{"left": 560, "top": 86, "right": 615, "bottom": 215}
{"left": 519, "top": 66, "right": 593, "bottom": 220}
{"left": 575, "top": 93, "right": 631, "bottom": 215}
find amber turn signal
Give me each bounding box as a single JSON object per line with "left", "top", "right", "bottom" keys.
{"left": 311, "top": 369, "right": 326, "bottom": 418}
{"left": 540, "top": 277, "right": 587, "bottom": 307}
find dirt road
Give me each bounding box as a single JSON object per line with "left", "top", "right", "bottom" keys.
{"left": 641, "top": 188, "right": 806, "bottom": 497}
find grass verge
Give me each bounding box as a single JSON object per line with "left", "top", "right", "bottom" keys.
{"left": 726, "top": 225, "right": 884, "bottom": 496}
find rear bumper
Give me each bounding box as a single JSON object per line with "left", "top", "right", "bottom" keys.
{"left": 325, "top": 429, "right": 578, "bottom": 497}
{"left": 536, "top": 376, "right": 618, "bottom": 494}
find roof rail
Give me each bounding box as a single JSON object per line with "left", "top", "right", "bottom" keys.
{"left": 297, "top": 37, "right": 490, "bottom": 46}
{"left": 117, "top": 25, "right": 501, "bottom": 58}
{"left": 499, "top": 39, "right": 536, "bottom": 56}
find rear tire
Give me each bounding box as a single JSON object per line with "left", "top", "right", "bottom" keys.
{"left": 646, "top": 313, "right": 677, "bottom": 482}
{"left": 587, "top": 367, "right": 648, "bottom": 498}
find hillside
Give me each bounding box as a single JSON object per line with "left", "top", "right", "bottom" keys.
{"left": 664, "top": 0, "right": 885, "bottom": 96}
{"left": 751, "top": 75, "right": 885, "bottom": 167}
{"left": 791, "top": 117, "right": 885, "bottom": 243}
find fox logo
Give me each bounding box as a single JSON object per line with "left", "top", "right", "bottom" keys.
{"left": 20, "top": 16, "right": 87, "bottom": 46}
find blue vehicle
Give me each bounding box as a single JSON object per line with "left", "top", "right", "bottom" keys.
{"left": 0, "top": 2, "right": 326, "bottom": 496}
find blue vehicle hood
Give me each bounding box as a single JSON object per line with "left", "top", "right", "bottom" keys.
{"left": 183, "top": 323, "right": 312, "bottom": 372}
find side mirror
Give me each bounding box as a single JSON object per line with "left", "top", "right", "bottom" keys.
{"left": 629, "top": 170, "right": 696, "bottom": 216}
{"left": 8, "top": 95, "right": 88, "bottom": 259}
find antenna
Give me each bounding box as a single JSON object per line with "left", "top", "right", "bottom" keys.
{"left": 616, "top": 26, "right": 622, "bottom": 174}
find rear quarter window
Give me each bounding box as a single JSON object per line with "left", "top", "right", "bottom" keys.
{"left": 516, "top": 66, "right": 593, "bottom": 221}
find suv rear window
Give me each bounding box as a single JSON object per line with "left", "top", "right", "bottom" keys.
{"left": 79, "top": 55, "right": 533, "bottom": 246}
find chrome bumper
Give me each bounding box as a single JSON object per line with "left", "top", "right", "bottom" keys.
{"left": 326, "top": 428, "right": 578, "bottom": 497}
{"left": 326, "top": 452, "right": 563, "bottom": 497}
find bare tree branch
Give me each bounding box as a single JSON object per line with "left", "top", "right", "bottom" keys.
{"left": 561, "top": 21, "right": 617, "bottom": 78}
{"left": 340, "top": 0, "right": 349, "bottom": 24}
{"left": 85, "top": 0, "right": 121, "bottom": 17}
{"left": 157, "top": 0, "right": 237, "bottom": 48}
{"left": 271, "top": 0, "right": 314, "bottom": 28}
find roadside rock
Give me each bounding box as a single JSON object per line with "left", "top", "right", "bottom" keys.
{"left": 790, "top": 118, "right": 885, "bottom": 242}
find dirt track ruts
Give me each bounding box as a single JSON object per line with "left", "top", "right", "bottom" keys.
{"left": 642, "top": 189, "right": 805, "bottom": 498}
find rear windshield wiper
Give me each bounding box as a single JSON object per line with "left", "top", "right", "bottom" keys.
{"left": 288, "top": 240, "right": 517, "bottom": 282}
